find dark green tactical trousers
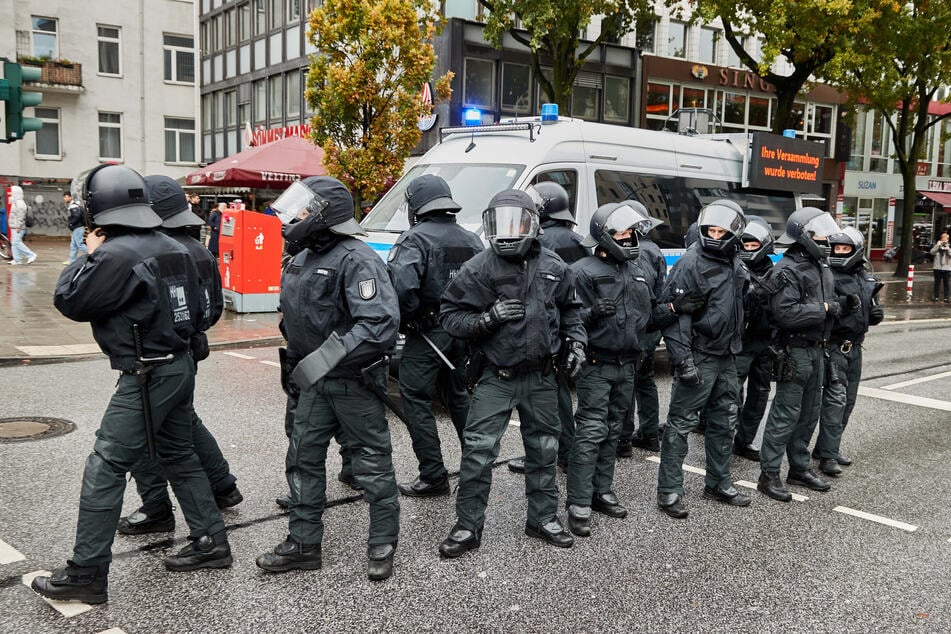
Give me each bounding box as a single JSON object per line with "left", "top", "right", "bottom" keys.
{"left": 567, "top": 361, "right": 636, "bottom": 507}
{"left": 398, "top": 327, "right": 469, "bottom": 481}
{"left": 621, "top": 330, "right": 662, "bottom": 442}
{"left": 73, "top": 354, "right": 226, "bottom": 574}
{"left": 455, "top": 369, "right": 559, "bottom": 532}
{"left": 732, "top": 341, "right": 774, "bottom": 448}
{"left": 286, "top": 367, "right": 399, "bottom": 547}
{"left": 658, "top": 352, "right": 739, "bottom": 496}
{"left": 815, "top": 345, "right": 859, "bottom": 458}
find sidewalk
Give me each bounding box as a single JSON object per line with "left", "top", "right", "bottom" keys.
{"left": 1, "top": 237, "right": 949, "bottom": 363}
{"left": 1, "top": 237, "right": 282, "bottom": 363}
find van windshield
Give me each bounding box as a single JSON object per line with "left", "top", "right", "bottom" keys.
{"left": 362, "top": 163, "right": 526, "bottom": 233}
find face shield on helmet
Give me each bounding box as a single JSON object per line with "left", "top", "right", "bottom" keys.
{"left": 697, "top": 203, "right": 745, "bottom": 256}
{"left": 272, "top": 181, "right": 329, "bottom": 226}
{"left": 737, "top": 216, "right": 775, "bottom": 265}
{"left": 828, "top": 226, "right": 865, "bottom": 270}
{"left": 583, "top": 202, "right": 650, "bottom": 261}
{"left": 483, "top": 205, "right": 539, "bottom": 258}
{"left": 799, "top": 212, "right": 840, "bottom": 260}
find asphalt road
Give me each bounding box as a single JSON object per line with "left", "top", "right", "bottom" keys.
{"left": 1, "top": 319, "right": 950, "bottom": 633}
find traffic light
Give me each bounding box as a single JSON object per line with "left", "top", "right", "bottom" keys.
{"left": 1, "top": 59, "right": 43, "bottom": 143}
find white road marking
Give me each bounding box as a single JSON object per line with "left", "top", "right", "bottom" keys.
{"left": 735, "top": 480, "right": 809, "bottom": 502}
{"left": 22, "top": 571, "right": 94, "bottom": 617}
{"left": 508, "top": 417, "right": 520, "bottom": 428}
{"left": 645, "top": 455, "right": 704, "bottom": 475}
{"left": 259, "top": 360, "right": 281, "bottom": 367}
{"left": 881, "top": 370, "right": 951, "bottom": 390}
{"left": 97, "top": 629, "right": 128, "bottom": 634}
{"left": 223, "top": 352, "right": 256, "bottom": 360}
{"left": 858, "top": 386, "right": 951, "bottom": 412}
{"left": 15, "top": 344, "right": 102, "bottom": 357}
{"left": 833, "top": 506, "right": 918, "bottom": 532}
{"left": 0, "top": 538, "right": 25, "bottom": 564}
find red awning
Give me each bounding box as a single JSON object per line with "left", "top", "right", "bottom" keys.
{"left": 920, "top": 190, "right": 951, "bottom": 208}
{"left": 185, "top": 136, "right": 327, "bottom": 188}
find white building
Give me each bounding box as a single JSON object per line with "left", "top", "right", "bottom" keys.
{"left": 0, "top": 0, "right": 199, "bottom": 235}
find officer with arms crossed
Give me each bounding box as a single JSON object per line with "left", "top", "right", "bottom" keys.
{"left": 113, "top": 175, "right": 243, "bottom": 537}
{"left": 758, "top": 208, "right": 845, "bottom": 501}
{"left": 509, "top": 181, "right": 587, "bottom": 474}
{"left": 33, "top": 165, "right": 231, "bottom": 605}
{"left": 657, "top": 201, "right": 752, "bottom": 519}
{"left": 388, "top": 175, "right": 483, "bottom": 497}
{"left": 438, "top": 189, "right": 587, "bottom": 557}
{"left": 813, "top": 226, "right": 884, "bottom": 473}
{"left": 256, "top": 176, "right": 401, "bottom": 581}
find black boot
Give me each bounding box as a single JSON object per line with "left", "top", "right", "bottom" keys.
{"left": 338, "top": 472, "right": 364, "bottom": 491}
{"left": 656, "top": 493, "right": 688, "bottom": 519}
{"left": 164, "top": 535, "right": 233, "bottom": 571}
{"left": 31, "top": 562, "right": 107, "bottom": 604}
{"left": 507, "top": 457, "right": 526, "bottom": 474}
{"left": 566, "top": 504, "right": 591, "bottom": 537}
{"left": 732, "top": 441, "right": 760, "bottom": 462}
{"left": 592, "top": 491, "right": 628, "bottom": 518}
{"left": 525, "top": 518, "right": 574, "bottom": 548}
{"left": 214, "top": 483, "right": 243, "bottom": 509}
{"left": 818, "top": 457, "right": 842, "bottom": 477}
{"left": 630, "top": 432, "right": 660, "bottom": 452}
{"left": 757, "top": 471, "right": 792, "bottom": 502}
{"left": 787, "top": 469, "right": 831, "bottom": 492}
{"left": 615, "top": 440, "right": 633, "bottom": 458}
{"left": 257, "top": 538, "right": 322, "bottom": 572}
{"left": 439, "top": 525, "right": 482, "bottom": 558}
{"left": 275, "top": 495, "right": 291, "bottom": 509}
{"left": 367, "top": 543, "right": 396, "bottom": 581}
{"left": 117, "top": 505, "right": 175, "bottom": 535}
{"left": 398, "top": 475, "right": 449, "bottom": 497}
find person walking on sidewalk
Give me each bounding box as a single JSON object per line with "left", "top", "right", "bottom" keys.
{"left": 8, "top": 185, "right": 37, "bottom": 265}
{"left": 930, "top": 232, "right": 951, "bottom": 302}
{"left": 64, "top": 191, "right": 87, "bottom": 264}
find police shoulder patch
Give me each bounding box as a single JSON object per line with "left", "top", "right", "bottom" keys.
{"left": 358, "top": 278, "right": 376, "bottom": 300}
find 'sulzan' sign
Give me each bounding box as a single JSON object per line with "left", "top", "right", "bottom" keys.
{"left": 747, "top": 132, "right": 824, "bottom": 194}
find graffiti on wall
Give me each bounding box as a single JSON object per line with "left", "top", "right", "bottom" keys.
{"left": 22, "top": 187, "right": 70, "bottom": 237}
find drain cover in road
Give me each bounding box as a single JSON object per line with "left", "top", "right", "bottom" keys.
{"left": 0, "top": 417, "right": 75, "bottom": 443}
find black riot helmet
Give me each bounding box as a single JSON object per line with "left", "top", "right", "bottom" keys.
{"left": 581, "top": 201, "right": 652, "bottom": 262}
{"left": 70, "top": 164, "right": 163, "bottom": 229}
{"left": 737, "top": 215, "right": 775, "bottom": 266}
{"left": 778, "top": 207, "right": 840, "bottom": 261}
{"left": 144, "top": 175, "right": 204, "bottom": 229}
{"left": 697, "top": 201, "right": 746, "bottom": 256}
{"left": 827, "top": 226, "right": 866, "bottom": 270}
{"left": 483, "top": 189, "right": 540, "bottom": 259}
{"left": 401, "top": 174, "right": 461, "bottom": 226}
{"left": 530, "top": 181, "right": 574, "bottom": 224}
{"left": 275, "top": 176, "right": 365, "bottom": 244}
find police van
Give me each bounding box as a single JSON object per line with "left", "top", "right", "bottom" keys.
{"left": 361, "top": 108, "right": 825, "bottom": 265}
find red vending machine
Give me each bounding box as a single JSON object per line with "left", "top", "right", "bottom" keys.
{"left": 218, "top": 203, "right": 283, "bottom": 312}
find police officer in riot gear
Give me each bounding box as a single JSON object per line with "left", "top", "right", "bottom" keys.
{"left": 438, "top": 189, "right": 586, "bottom": 556}
{"left": 388, "top": 175, "right": 483, "bottom": 497}
{"left": 657, "top": 201, "right": 751, "bottom": 519}
{"left": 758, "top": 208, "right": 844, "bottom": 501}
{"left": 509, "top": 181, "right": 587, "bottom": 474}
{"left": 256, "top": 176, "right": 401, "bottom": 581}
{"left": 113, "top": 176, "right": 243, "bottom": 536}
{"left": 732, "top": 215, "right": 777, "bottom": 461}
{"left": 33, "top": 165, "right": 231, "bottom": 605}
{"left": 813, "top": 226, "right": 884, "bottom": 473}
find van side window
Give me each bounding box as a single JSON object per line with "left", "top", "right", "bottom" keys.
{"left": 531, "top": 170, "right": 579, "bottom": 218}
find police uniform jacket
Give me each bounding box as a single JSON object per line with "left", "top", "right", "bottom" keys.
{"left": 572, "top": 253, "right": 676, "bottom": 357}
{"left": 539, "top": 220, "right": 588, "bottom": 264}
{"left": 636, "top": 238, "right": 667, "bottom": 299}
{"left": 387, "top": 215, "right": 483, "bottom": 328}
{"left": 439, "top": 240, "right": 587, "bottom": 369}
{"left": 830, "top": 265, "right": 882, "bottom": 345}
{"left": 167, "top": 230, "right": 224, "bottom": 333}
{"left": 767, "top": 244, "right": 836, "bottom": 343}
{"left": 280, "top": 237, "right": 399, "bottom": 377}
{"left": 742, "top": 257, "right": 774, "bottom": 344}
{"left": 54, "top": 230, "right": 203, "bottom": 371}
{"left": 660, "top": 241, "right": 747, "bottom": 362}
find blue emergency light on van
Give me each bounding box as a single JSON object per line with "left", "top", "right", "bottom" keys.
{"left": 463, "top": 108, "right": 482, "bottom": 126}
{"left": 541, "top": 103, "right": 559, "bottom": 123}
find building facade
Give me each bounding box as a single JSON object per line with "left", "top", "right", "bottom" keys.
{"left": 0, "top": 0, "right": 198, "bottom": 235}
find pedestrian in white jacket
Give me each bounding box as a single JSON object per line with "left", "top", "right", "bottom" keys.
{"left": 8, "top": 185, "right": 37, "bottom": 265}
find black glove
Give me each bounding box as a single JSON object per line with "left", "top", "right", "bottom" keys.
{"left": 590, "top": 298, "right": 617, "bottom": 320}
{"left": 845, "top": 293, "right": 861, "bottom": 311}
{"left": 478, "top": 298, "right": 525, "bottom": 334}
{"left": 748, "top": 282, "right": 770, "bottom": 304}
{"left": 869, "top": 304, "right": 885, "bottom": 325}
{"left": 674, "top": 357, "right": 701, "bottom": 386}
{"left": 563, "top": 340, "right": 586, "bottom": 379}
{"left": 671, "top": 290, "right": 706, "bottom": 315}
{"left": 826, "top": 301, "right": 842, "bottom": 318}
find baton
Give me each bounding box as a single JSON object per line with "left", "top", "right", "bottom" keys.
{"left": 360, "top": 356, "right": 408, "bottom": 425}
{"left": 419, "top": 331, "right": 456, "bottom": 371}
{"left": 132, "top": 323, "right": 173, "bottom": 461}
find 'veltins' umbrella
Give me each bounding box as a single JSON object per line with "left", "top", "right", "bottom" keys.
{"left": 185, "top": 136, "right": 327, "bottom": 188}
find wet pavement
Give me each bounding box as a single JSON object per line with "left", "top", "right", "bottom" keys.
{"left": 1, "top": 237, "right": 948, "bottom": 363}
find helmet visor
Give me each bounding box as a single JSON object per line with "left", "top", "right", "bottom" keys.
{"left": 742, "top": 221, "right": 772, "bottom": 244}
{"left": 802, "top": 213, "right": 840, "bottom": 239}
{"left": 272, "top": 181, "right": 328, "bottom": 225}
{"left": 484, "top": 206, "right": 536, "bottom": 239}
{"left": 604, "top": 203, "right": 651, "bottom": 236}
{"left": 524, "top": 186, "right": 545, "bottom": 212}
{"left": 698, "top": 205, "right": 745, "bottom": 235}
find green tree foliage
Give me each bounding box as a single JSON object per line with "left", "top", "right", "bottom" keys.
{"left": 825, "top": 1, "right": 951, "bottom": 276}
{"left": 690, "top": 0, "right": 882, "bottom": 134}
{"left": 478, "top": 0, "right": 653, "bottom": 112}
{"left": 306, "top": 0, "right": 453, "bottom": 209}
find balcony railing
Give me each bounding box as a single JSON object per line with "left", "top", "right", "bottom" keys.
{"left": 17, "top": 58, "right": 83, "bottom": 88}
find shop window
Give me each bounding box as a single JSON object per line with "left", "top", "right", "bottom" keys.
{"left": 646, "top": 82, "right": 673, "bottom": 118}
{"left": 603, "top": 76, "right": 630, "bottom": 124}
{"left": 748, "top": 96, "right": 770, "bottom": 128}
{"left": 681, "top": 86, "right": 707, "bottom": 109}
{"left": 501, "top": 63, "right": 532, "bottom": 114}
{"left": 572, "top": 86, "right": 600, "bottom": 121}
{"left": 721, "top": 91, "right": 746, "bottom": 127}
{"left": 463, "top": 58, "right": 494, "bottom": 109}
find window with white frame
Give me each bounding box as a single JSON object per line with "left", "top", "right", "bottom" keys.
{"left": 97, "top": 26, "right": 121, "bottom": 75}
{"left": 667, "top": 20, "right": 687, "bottom": 58}
{"left": 98, "top": 112, "right": 122, "bottom": 160}
{"left": 34, "top": 107, "right": 60, "bottom": 157}
{"left": 165, "top": 117, "right": 196, "bottom": 163}
{"left": 164, "top": 35, "right": 195, "bottom": 83}
{"left": 699, "top": 27, "right": 720, "bottom": 64}
{"left": 31, "top": 16, "right": 58, "bottom": 58}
